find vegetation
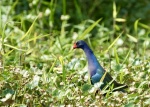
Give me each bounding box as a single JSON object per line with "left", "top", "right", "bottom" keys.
{"left": 0, "top": 0, "right": 150, "bottom": 106}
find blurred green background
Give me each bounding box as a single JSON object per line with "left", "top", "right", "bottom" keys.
{"left": 0, "top": 0, "right": 150, "bottom": 106}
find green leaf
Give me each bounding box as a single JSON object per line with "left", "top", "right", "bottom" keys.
{"left": 4, "top": 44, "right": 26, "bottom": 51}
{"left": 122, "top": 48, "right": 131, "bottom": 65}
{"left": 23, "top": 34, "right": 49, "bottom": 44}
{"left": 113, "top": 2, "right": 117, "bottom": 18}
{"left": 104, "top": 32, "right": 123, "bottom": 53}
{"left": 77, "top": 18, "right": 102, "bottom": 40}
{"left": 82, "top": 84, "right": 91, "bottom": 92}
{"left": 52, "top": 89, "right": 59, "bottom": 96}
{"left": 115, "top": 18, "right": 126, "bottom": 22}
{"left": 139, "top": 22, "right": 150, "bottom": 30}
{"left": 20, "top": 17, "right": 38, "bottom": 41}
{"left": 134, "top": 19, "right": 141, "bottom": 35}
{"left": 127, "top": 34, "right": 138, "bottom": 42}
{"left": 114, "top": 47, "right": 120, "bottom": 64}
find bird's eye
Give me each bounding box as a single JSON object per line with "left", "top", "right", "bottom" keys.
{"left": 76, "top": 42, "right": 80, "bottom": 46}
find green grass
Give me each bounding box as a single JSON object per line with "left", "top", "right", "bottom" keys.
{"left": 0, "top": 0, "right": 150, "bottom": 106}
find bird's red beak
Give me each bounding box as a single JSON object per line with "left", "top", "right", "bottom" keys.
{"left": 73, "top": 43, "right": 77, "bottom": 49}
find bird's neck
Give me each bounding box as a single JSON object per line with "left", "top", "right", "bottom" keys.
{"left": 83, "top": 47, "right": 95, "bottom": 61}
{"left": 83, "top": 46, "right": 100, "bottom": 76}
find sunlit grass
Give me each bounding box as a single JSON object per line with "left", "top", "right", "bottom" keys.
{"left": 0, "top": 0, "right": 150, "bottom": 106}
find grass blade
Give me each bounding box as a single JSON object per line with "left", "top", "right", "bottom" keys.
{"left": 127, "top": 34, "right": 138, "bottom": 42}
{"left": 134, "top": 19, "right": 141, "bottom": 35}
{"left": 104, "top": 32, "right": 123, "bottom": 53}
{"left": 20, "top": 17, "right": 38, "bottom": 41}
{"left": 4, "top": 44, "right": 26, "bottom": 51}
{"left": 23, "top": 34, "right": 49, "bottom": 43}
{"left": 78, "top": 18, "right": 102, "bottom": 40}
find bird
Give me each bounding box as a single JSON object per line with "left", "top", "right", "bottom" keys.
{"left": 73, "top": 40, "right": 128, "bottom": 93}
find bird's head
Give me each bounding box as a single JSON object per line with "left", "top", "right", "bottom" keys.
{"left": 73, "top": 40, "right": 86, "bottom": 49}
